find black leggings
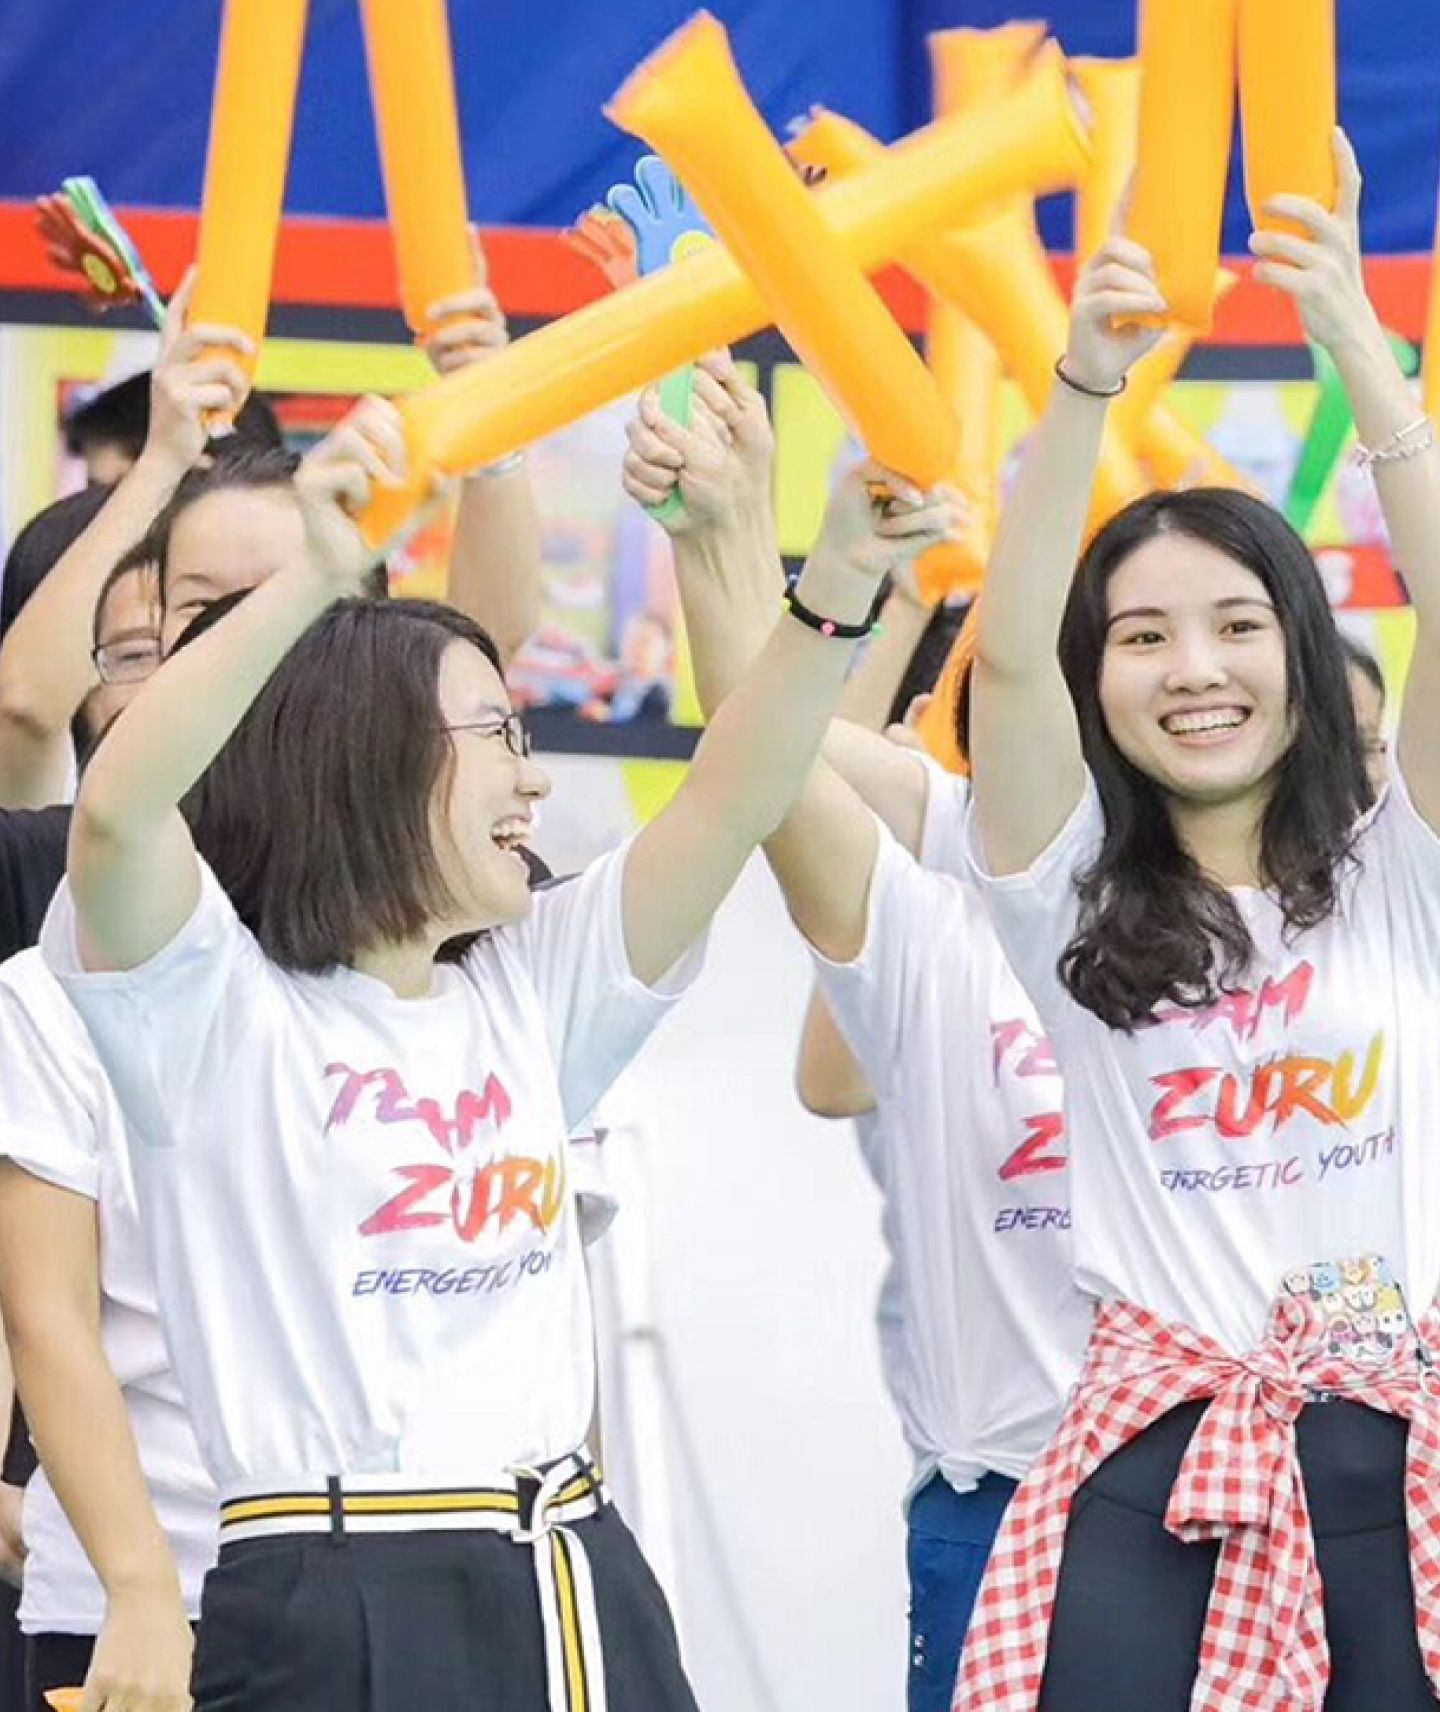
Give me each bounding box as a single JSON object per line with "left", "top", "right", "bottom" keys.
{"left": 1039, "top": 1399, "right": 1440, "bottom": 1712}
{"left": 25, "top": 1631, "right": 96, "bottom": 1712}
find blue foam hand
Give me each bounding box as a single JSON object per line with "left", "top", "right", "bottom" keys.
{"left": 605, "top": 154, "right": 711, "bottom": 276}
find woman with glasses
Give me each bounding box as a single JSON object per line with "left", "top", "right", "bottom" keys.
{"left": 38, "top": 383, "right": 955, "bottom": 1712}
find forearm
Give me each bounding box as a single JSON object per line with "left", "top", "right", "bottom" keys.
{"left": 672, "top": 509, "right": 782, "bottom": 717}
{"left": 1330, "top": 320, "right": 1440, "bottom": 623}
{"left": 9, "top": 1319, "right": 180, "bottom": 1598}
{"left": 75, "top": 559, "right": 338, "bottom": 841}
{"left": 0, "top": 452, "right": 183, "bottom": 808}
{"left": 445, "top": 465, "right": 544, "bottom": 664}
{"left": 978, "top": 382, "right": 1108, "bottom": 677}
{"left": 836, "top": 586, "right": 932, "bottom": 729}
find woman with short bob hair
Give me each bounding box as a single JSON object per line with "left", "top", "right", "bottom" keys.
{"left": 955, "top": 137, "right": 1440, "bottom": 1710}
{"left": 41, "top": 389, "right": 956, "bottom": 1712}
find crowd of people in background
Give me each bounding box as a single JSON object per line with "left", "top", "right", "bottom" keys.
{"left": 1, "top": 128, "right": 1439, "bottom": 1712}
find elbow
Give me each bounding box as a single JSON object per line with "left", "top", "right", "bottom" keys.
{"left": 0, "top": 683, "right": 59, "bottom": 749}
{"left": 794, "top": 1063, "right": 875, "bottom": 1121}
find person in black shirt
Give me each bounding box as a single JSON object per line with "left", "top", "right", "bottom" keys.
{"left": 0, "top": 807, "right": 71, "bottom": 964}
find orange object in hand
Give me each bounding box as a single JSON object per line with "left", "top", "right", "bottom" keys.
{"left": 1070, "top": 57, "right": 1142, "bottom": 263}
{"left": 916, "top": 303, "right": 1001, "bottom": 604}
{"left": 188, "top": 0, "right": 309, "bottom": 418}
{"left": 1239, "top": 0, "right": 1336, "bottom": 236}
{"left": 1127, "top": 0, "right": 1240, "bottom": 335}
{"left": 358, "top": 0, "right": 476, "bottom": 336}
{"left": 43, "top": 1692, "right": 83, "bottom": 1712}
{"left": 789, "top": 103, "right": 1146, "bottom": 525}
{"left": 354, "top": 44, "right": 1086, "bottom": 545}
{"left": 607, "top": 12, "right": 957, "bottom": 489}
{"left": 916, "top": 598, "right": 980, "bottom": 773}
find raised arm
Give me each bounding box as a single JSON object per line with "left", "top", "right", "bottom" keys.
{"left": 0, "top": 273, "right": 250, "bottom": 808}
{"left": 971, "top": 242, "right": 1166, "bottom": 875}
{"left": 0, "top": 1164, "right": 191, "bottom": 1712}
{"left": 1252, "top": 132, "right": 1440, "bottom": 830}
{"left": 68, "top": 401, "right": 409, "bottom": 973}
{"left": 619, "top": 356, "right": 955, "bottom": 980}
{"left": 423, "top": 244, "right": 543, "bottom": 663}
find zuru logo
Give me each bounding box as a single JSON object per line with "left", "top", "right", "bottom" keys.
{"left": 324, "top": 1063, "right": 566, "bottom": 1244}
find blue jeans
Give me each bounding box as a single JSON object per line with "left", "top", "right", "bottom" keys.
{"left": 907, "top": 1471, "right": 1019, "bottom": 1712}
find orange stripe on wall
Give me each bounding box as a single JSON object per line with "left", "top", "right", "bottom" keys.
{"left": 0, "top": 200, "right": 1430, "bottom": 343}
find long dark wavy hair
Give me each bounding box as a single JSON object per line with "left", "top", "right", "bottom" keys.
{"left": 1055, "top": 488, "right": 1368, "bottom": 1030}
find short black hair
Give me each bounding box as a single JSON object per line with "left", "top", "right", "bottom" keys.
{"left": 64, "top": 372, "right": 286, "bottom": 465}
{"left": 180, "top": 597, "right": 504, "bottom": 970}
{"left": 884, "top": 599, "right": 969, "bottom": 730}
{"left": 0, "top": 484, "right": 113, "bottom": 641}
{"left": 92, "top": 538, "right": 163, "bottom": 646}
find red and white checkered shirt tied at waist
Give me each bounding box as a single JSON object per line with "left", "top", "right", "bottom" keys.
{"left": 952, "top": 1291, "right": 1440, "bottom": 1712}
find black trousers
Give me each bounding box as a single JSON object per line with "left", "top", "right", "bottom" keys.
{"left": 25, "top": 1631, "right": 96, "bottom": 1712}
{"left": 1038, "top": 1398, "right": 1440, "bottom": 1711}
{"left": 1, "top": 1581, "right": 27, "bottom": 1712}
{"left": 195, "top": 1506, "right": 697, "bottom": 1712}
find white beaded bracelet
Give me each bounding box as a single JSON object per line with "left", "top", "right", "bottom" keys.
{"left": 1354, "top": 415, "right": 1435, "bottom": 468}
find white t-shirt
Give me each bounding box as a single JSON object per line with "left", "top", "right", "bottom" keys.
{"left": 968, "top": 767, "right": 1440, "bottom": 1354}
{"left": 0, "top": 946, "right": 623, "bottom": 1633}
{"left": 0, "top": 950, "right": 214, "bottom": 1634}
{"left": 42, "top": 841, "right": 700, "bottom": 1495}
{"left": 814, "top": 772, "right": 1092, "bottom": 1495}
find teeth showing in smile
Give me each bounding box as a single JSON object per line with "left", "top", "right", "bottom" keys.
{"left": 491, "top": 818, "right": 530, "bottom": 851}
{"left": 1162, "top": 708, "right": 1249, "bottom": 736}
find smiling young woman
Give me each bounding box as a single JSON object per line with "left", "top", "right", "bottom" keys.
{"left": 955, "top": 135, "right": 1440, "bottom": 1712}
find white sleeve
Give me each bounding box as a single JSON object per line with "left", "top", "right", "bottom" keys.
{"left": 0, "top": 978, "right": 103, "bottom": 1199}
{"left": 963, "top": 776, "right": 1105, "bottom": 1031}
{"left": 917, "top": 762, "right": 971, "bottom": 878}
{"left": 810, "top": 825, "right": 950, "bottom": 1101}
{"left": 38, "top": 861, "right": 271, "bottom": 1151}
{"left": 505, "top": 840, "right": 706, "bottom": 1130}
{"left": 1360, "top": 757, "right": 1440, "bottom": 980}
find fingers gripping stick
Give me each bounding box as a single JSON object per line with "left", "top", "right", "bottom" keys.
{"left": 605, "top": 155, "right": 715, "bottom": 524}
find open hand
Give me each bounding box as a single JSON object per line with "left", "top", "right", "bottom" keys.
{"left": 1249, "top": 132, "right": 1379, "bottom": 355}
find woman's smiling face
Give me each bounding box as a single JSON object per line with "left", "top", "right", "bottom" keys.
{"left": 1098, "top": 531, "right": 1294, "bottom": 808}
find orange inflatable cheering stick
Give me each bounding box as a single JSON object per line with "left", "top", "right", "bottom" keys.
{"left": 1239, "top": 0, "right": 1336, "bottom": 238}
{"left": 358, "top": 0, "right": 476, "bottom": 337}
{"left": 1070, "top": 57, "right": 1141, "bottom": 264}
{"left": 930, "top": 21, "right": 1047, "bottom": 113}
{"left": 608, "top": 13, "right": 957, "bottom": 488}
{"left": 789, "top": 97, "right": 1147, "bottom": 525}
{"left": 188, "top": 0, "right": 309, "bottom": 419}
{"left": 1127, "top": 0, "right": 1239, "bottom": 335}
{"left": 355, "top": 32, "right": 1087, "bottom": 545}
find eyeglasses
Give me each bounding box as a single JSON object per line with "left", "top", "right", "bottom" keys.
{"left": 92, "top": 634, "right": 163, "bottom": 686}
{"left": 444, "top": 712, "right": 533, "bottom": 759}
